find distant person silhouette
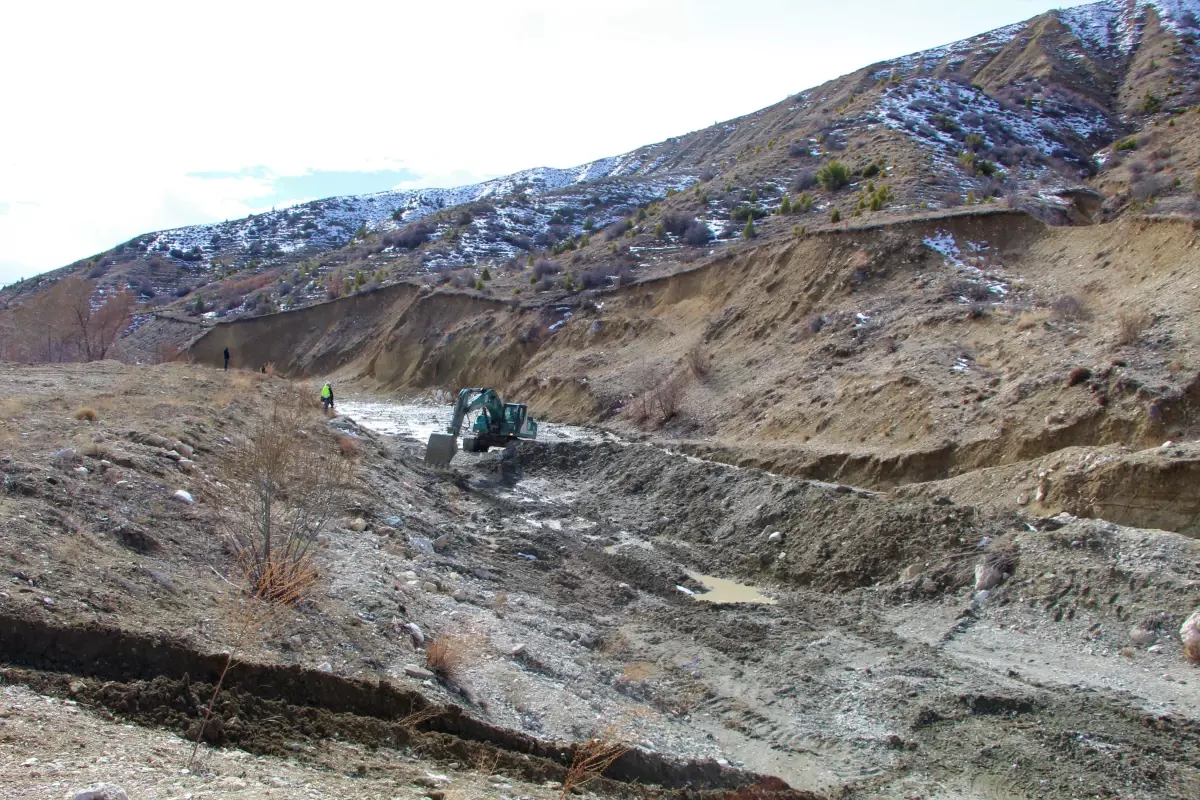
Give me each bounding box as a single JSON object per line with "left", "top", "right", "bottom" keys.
{"left": 223, "top": 347, "right": 230, "bottom": 371}
{"left": 321, "top": 382, "right": 335, "bottom": 411}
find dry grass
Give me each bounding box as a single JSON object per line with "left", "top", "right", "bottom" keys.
{"left": 337, "top": 435, "right": 361, "bottom": 457}
{"left": 82, "top": 441, "right": 112, "bottom": 460}
{"left": 491, "top": 591, "right": 509, "bottom": 615}
{"left": 1117, "top": 308, "right": 1152, "bottom": 345}
{"left": 74, "top": 407, "right": 98, "bottom": 422}
{"left": 618, "top": 662, "right": 657, "bottom": 683}
{"left": 425, "top": 634, "right": 478, "bottom": 682}
{"left": 627, "top": 373, "right": 690, "bottom": 427}
{"left": 1015, "top": 311, "right": 1046, "bottom": 331}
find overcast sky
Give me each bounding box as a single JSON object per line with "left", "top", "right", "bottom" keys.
{"left": 0, "top": 0, "right": 1088, "bottom": 284}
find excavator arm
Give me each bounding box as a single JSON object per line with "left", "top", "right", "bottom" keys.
{"left": 426, "top": 387, "right": 506, "bottom": 467}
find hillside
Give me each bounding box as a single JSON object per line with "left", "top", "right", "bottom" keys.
{"left": 6, "top": 0, "right": 1200, "bottom": 344}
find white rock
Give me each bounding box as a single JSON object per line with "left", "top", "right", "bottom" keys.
{"left": 767, "top": 531, "right": 784, "bottom": 543}
{"left": 348, "top": 517, "right": 367, "bottom": 532}
{"left": 71, "top": 785, "right": 129, "bottom": 800}
{"left": 1016, "top": 493, "right": 1029, "bottom": 506}
{"left": 177, "top": 459, "right": 195, "bottom": 473}
{"left": 1129, "top": 627, "right": 1157, "bottom": 647}
{"left": 401, "top": 571, "right": 419, "bottom": 581}
{"left": 675, "top": 585, "right": 695, "bottom": 596}
{"left": 173, "top": 442, "right": 194, "bottom": 458}
{"left": 316, "top": 662, "right": 333, "bottom": 673}
{"left": 973, "top": 590, "right": 991, "bottom": 603}
{"left": 404, "top": 665, "right": 436, "bottom": 680}
{"left": 403, "top": 622, "right": 424, "bottom": 647}
{"left": 421, "top": 581, "right": 439, "bottom": 593}
{"left": 900, "top": 564, "right": 923, "bottom": 582}
{"left": 73, "top": 466, "right": 89, "bottom": 475}
{"left": 974, "top": 564, "right": 1003, "bottom": 591}
{"left": 171, "top": 490, "right": 194, "bottom": 505}
{"left": 98, "top": 460, "right": 112, "bottom": 471}
{"left": 1181, "top": 608, "right": 1200, "bottom": 663}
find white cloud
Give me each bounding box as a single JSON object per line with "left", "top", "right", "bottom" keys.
{"left": 0, "top": 0, "right": 1089, "bottom": 283}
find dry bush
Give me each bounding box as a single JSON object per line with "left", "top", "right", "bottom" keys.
{"left": 1015, "top": 311, "right": 1045, "bottom": 331}
{"left": 619, "top": 662, "right": 657, "bottom": 683}
{"left": 218, "top": 398, "right": 351, "bottom": 602}
{"left": 425, "top": 635, "right": 477, "bottom": 682}
{"left": 82, "top": 441, "right": 112, "bottom": 460}
{"left": 628, "top": 373, "right": 691, "bottom": 427}
{"left": 75, "top": 407, "right": 98, "bottom": 422}
{"left": 561, "top": 726, "right": 630, "bottom": 799}
{"left": 1117, "top": 308, "right": 1152, "bottom": 345}
{"left": 491, "top": 591, "right": 509, "bottom": 615}
{"left": 686, "top": 343, "right": 710, "bottom": 377}
{"left": 1050, "top": 295, "right": 1089, "bottom": 321}
{"left": 188, "top": 565, "right": 307, "bottom": 769}
{"left": 337, "top": 435, "right": 362, "bottom": 458}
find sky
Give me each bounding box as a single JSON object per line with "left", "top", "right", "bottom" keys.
{"left": 0, "top": 0, "right": 1091, "bottom": 284}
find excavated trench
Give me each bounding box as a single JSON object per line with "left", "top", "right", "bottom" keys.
{"left": 0, "top": 614, "right": 819, "bottom": 799}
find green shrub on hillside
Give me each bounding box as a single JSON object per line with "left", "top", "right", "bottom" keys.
{"left": 830, "top": 207, "right": 842, "bottom": 223}
{"left": 817, "top": 161, "right": 850, "bottom": 190}
{"left": 1115, "top": 137, "right": 1139, "bottom": 152}
{"left": 779, "top": 195, "right": 792, "bottom": 214}
{"left": 1142, "top": 93, "right": 1163, "bottom": 114}
{"left": 742, "top": 219, "right": 757, "bottom": 239}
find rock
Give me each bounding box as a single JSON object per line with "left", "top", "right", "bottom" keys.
{"left": 973, "top": 590, "right": 991, "bottom": 604}
{"left": 900, "top": 563, "right": 923, "bottom": 582}
{"left": 510, "top": 643, "right": 527, "bottom": 657}
{"left": 348, "top": 517, "right": 367, "bottom": 532}
{"left": 433, "top": 535, "right": 451, "bottom": 552}
{"left": 143, "top": 433, "right": 171, "bottom": 449}
{"left": 974, "top": 564, "right": 1003, "bottom": 591}
{"left": 71, "top": 785, "right": 129, "bottom": 800}
{"left": 52, "top": 448, "right": 79, "bottom": 465}
{"left": 676, "top": 585, "right": 695, "bottom": 596}
{"left": 68, "top": 680, "right": 86, "bottom": 697}
{"left": 404, "top": 665, "right": 436, "bottom": 680}
{"left": 401, "top": 571, "right": 419, "bottom": 581}
{"left": 73, "top": 466, "right": 89, "bottom": 475}
{"left": 1129, "top": 627, "right": 1157, "bottom": 647}
{"left": 171, "top": 489, "right": 194, "bottom": 505}
{"left": 472, "top": 567, "right": 494, "bottom": 581}
{"left": 403, "top": 622, "right": 424, "bottom": 647}
{"left": 1181, "top": 609, "right": 1200, "bottom": 663}
{"left": 767, "top": 531, "right": 784, "bottom": 543}
{"left": 421, "top": 581, "right": 439, "bottom": 593}
{"left": 162, "top": 449, "right": 182, "bottom": 461}
{"left": 376, "top": 526, "right": 396, "bottom": 536}
{"left": 98, "top": 460, "right": 112, "bottom": 471}
{"left": 177, "top": 459, "right": 195, "bottom": 473}
{"left": 316, "top": 662, "right": 333, "bottom": 673}
{"left": 173, "top": 441, "right": 194, "bottom": 458}
{"left": 1016, "top": 493, "right": 1029, "bottom": 506}
{"left": 452, "top": 589, "right": 468, "bottom": 602}
{"left": 385, "top": 516, "right": 404, "bottom": 527}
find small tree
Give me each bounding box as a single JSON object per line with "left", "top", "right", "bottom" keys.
{"left": 481, "top": 267, "right": 491, "bottom": 281}
{"left": 220, "top": 399, "right": 351, "bottom": 601}
{"left": 742, "top": 218, "right": 757, "bottom": 239}
{"left": 779, "top": 195, "right": 792, "bottom": 214}
{"left": 830, "top": 207, "right": 842, "bottom": 223}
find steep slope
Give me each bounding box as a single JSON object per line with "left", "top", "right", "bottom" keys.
{"left": 7, "top": 0, "right": 1200, "bottom": 339}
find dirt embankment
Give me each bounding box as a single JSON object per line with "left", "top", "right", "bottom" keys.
{"left": 181, "top": 211, "right": 1200, "bottom": 531}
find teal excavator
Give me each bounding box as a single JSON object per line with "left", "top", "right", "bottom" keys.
{"left": 424, "top": 387, "right": 538, "bottom": 467}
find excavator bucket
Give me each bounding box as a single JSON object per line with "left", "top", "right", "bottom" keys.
{"left": 424, "top": 433, "right": 458, "bottom": 467}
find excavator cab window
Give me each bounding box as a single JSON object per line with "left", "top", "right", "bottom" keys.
{"left": 504, "top": 404, "right": 525, "bottom": 427}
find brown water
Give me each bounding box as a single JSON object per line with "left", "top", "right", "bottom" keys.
{"left": 687, "top": 572, "right": 778, "bottom": 605}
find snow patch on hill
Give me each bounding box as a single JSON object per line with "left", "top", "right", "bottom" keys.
{"left": 1059, "top": 0, "right": 1200, "bottom": 54}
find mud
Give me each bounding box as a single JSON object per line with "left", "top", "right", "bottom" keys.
{"left": 0, "top": 614, "right": 816, "bottom": 798}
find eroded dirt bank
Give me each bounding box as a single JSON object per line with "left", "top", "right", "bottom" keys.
{"left": 182, "top": 212, "right": 1200, "bottom": 533}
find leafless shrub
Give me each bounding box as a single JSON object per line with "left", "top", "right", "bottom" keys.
{"left": 686, "top": 343, "right": 710, "bottom": 377}
{"left": 628, "top": 373, "right": 690, "bottom": 426}
{"left": 532, "top": 259, "right": 559, "bottom": 278}
{"left": 218, "top": 399, "right": 351, "bottom": 603}
{"left": 1128, "top": 159, "right": 1148, "bottom": 176}
{"left": 1050, "top": 295, "right": 1088, "bottom": 321}
{"left": 1131, "top": 175, "right": 1171, "bottom": 201}
{"left": 790, "top": 169, "right": 817, "bottom": 192}
{"left": 1117, "top": 308, "right": 1152, "bottom": 345}
{"left": 337, "top": 435, "right": 361, "bottom": 457}
{"left": 946, "top": 278, "right": 991, "bottom": 302}
{"left": 561, "top": 727, "right": 630, "bottom": 799}
{"left": 940, "top": 191, "right": 963, "bottom": 208}
{"left": 75, "top": 407, "right": 98, "bottom": 422}
{"left": 578, "top": 268, "right": 608, "bottom": 290}
{"left": 682, "top": 220, "right": 713, "bottom": 246}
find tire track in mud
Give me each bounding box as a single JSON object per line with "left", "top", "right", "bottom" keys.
{"left": 0, "top": 614, "right": 823, "bottom": 799}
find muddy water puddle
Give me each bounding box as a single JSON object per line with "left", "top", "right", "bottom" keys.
{"left": 687, "top": 572, "right": 778, "bottom": 605}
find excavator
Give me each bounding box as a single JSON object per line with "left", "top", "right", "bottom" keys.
{"left": 424, "top": 387, "right": 538, "bottom": 467}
